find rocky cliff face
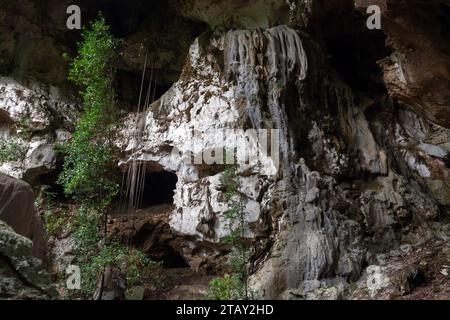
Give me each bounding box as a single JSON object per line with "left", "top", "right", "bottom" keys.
{"left": 0, "top": 0, "right": 448, "bottom": 299}
{"left": 119, "top": 21, "right": 449, "bottom": 298}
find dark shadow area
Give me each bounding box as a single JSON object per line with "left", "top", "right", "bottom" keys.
{"left": 35, "top": 158, "right": 66, "bottom": 199}
{"left": 56, "top": 0, "right": 208, "bottom": 110}
{"left": 310, "top": 0, "right": 392, "bottom": 95}
{"left": 325, "top": 32, "right": 391, "bottom": 94}
{"left": 140, "top": 170, "right": 178, "bottom": 208}
{"left": 439, "top": 2, "right": 450, "bottom": 40}
{"left": 133, "top": 222, "right": 190, "bottom": 268}
{"left": 115, "top": 69, "right": 172, "bottom": 112}
{"left": 407, "top": 268, "right": 427, "bottom": 291}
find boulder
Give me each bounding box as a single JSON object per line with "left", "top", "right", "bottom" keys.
{"left": 0, "top": 173, "right": 47, "bottom": 261}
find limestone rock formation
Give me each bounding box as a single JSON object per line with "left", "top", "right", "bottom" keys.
{"left": 0, "top": 0, "right": 448, "bottom": 300}
{"left": 0, "top": 77, "right": 76, "bottom": 183}
{"left": 119, "top": 20, "right": 449, "bottom": 299}
{"left": 170, "top": 0, "right": 292, "bottom": 29}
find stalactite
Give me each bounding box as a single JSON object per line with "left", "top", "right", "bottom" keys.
{"left": 224, "top": 25, "right": 308, "bottom": 180}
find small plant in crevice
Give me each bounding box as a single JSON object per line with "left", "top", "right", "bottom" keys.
{"left": 0, "top": 137, "right": 27, "bottom": 164}
{"left": 35, "top": 188, "right": 79, "bottom": 265}
{"left": 18, "top": 116, "right": 34, "bottom": 140}
{"left": 205, "top": 163, "right": 251, "bottom": 300}
{"left": 204, "top": 274, "right": 245, "bottom": 300}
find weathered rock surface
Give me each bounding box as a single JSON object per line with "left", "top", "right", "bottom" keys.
{"left": 120, "top": 21, "right": 449, "bottom": 299}
{"left": 170, "top": 0, "right": 292, "bottom": 29}
{"left": 0, "top": 1, "right": 67, "bottom": 84}
{"left": 0, "top": 0, "right": 448, "bottom": 300}
{"left": 0, "top": 173, "right": 47, "bottom": 260}
{"left": 352, "top": 239, "right": 450, "bottom": 300}
{"left": 0, "top": 77, "right": 75, "bottom": 183}
{"left": 0, "top": 220, "right": 57, "bottom": 299}
{"left": 355, "top": 0, "right": 450, "bottom": 128}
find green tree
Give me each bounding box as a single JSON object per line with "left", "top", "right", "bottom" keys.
{"left": 57, "top": 16, "right": 155, "bottom": 298}
{"left": 206, "top": 164, "right": 251, "bottom": 300}
{"left": 58, "top": 15, "right": 119, "bottom": 208}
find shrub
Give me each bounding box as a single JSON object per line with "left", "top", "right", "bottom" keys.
{"left": 43, "top": 210, "right": 68, "bottom": 237}
{"left": 79, "top": 240, "right": 157, "bottom": 295}
{"left": 39, "top": 190, "right": 72, "bottom": 237}
{"left": 204, "top": 274, "right": 245, "bottom": 300}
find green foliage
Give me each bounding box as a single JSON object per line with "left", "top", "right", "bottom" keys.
{"left": 0, "top": 138, "right": 27, "bottom": 164}
{"left": 206, "top": 165, "right": 251, "bottom": 300}
{"left": 58, "top": 142, "right": 119, "bottom": 207}
{"left": 72, "top": 207, "right": 101, "bottom": 257}
{"left": 39, "top": 190, "right": 71, "bottom": 237}
{"left": 221, "top": 166, "right": 250, "bottom": 277}
{"left": 221, "top": 166, "right": 247, "bottom": 244}
{"left": 58, "top": 15, "right": 119, "bottom": 207}
{"left": 55, "top": 15, "right": 161, "bottom": 300}
{"left": 72, "top": 207, "right": 158, "bottom": 296}
{"left": 43, "top": 210, "right": 68, "bottom": 237}
{"left": 204, "top": 274, "right": 245, "bottom": 300}
{"left": 228, "top": 244, "right": 250, "bottom": 281}
{"left": 79, "top": 240, "right": 156, "bottom": 295}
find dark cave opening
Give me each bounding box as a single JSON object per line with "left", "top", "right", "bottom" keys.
{"left": 439, "top": 2, "right": 450, "bottom": 40}
{"left": 132, "top": 222, "right": 190, "bottom": 268}
{"left": 63, "top": 0, "right": 208, "bottom": 113}
{"left": 407, "top": 268, "right": 427, "bottom": 291}
{"left": 139, "top": 170, "right": 178, "bottom": 209}
{"left": 71, "top": 0, "right": 169, "bottom": 38}
{"left": 325, "top": 32, "right": 391, "bottom": 94}
{"left": 315, "top": 0, "right": 392, "bottom": 95}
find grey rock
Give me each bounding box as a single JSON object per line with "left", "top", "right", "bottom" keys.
{"left": 305, "top": 187, "right": 320, "bottom": 203}
{"left": 0, "top": 77, "right": 76, "bottom": 182}
{"left": 400, "top": 244, "right": 413, "bottom": 254}
{"left": 419, "top": 143, "right": 448, "bottom": 158}
{"left": 125, "top": 286, "right": 145, "bottom": 300}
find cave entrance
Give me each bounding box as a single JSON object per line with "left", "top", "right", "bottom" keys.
{"left": 139, "top": 169, "right": 178, "bottom": 209}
